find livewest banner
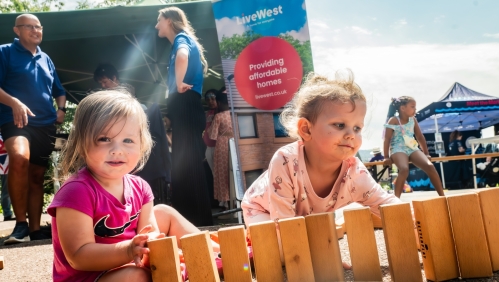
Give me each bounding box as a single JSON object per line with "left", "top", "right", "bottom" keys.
{"left": 211, "top": 0, "right": 313, "bottom": 110}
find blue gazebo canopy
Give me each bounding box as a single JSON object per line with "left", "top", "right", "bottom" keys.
{"left": 416, "top": 82, "right": 499, "bottom": 134}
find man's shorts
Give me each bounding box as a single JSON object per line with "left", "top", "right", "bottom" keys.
{"left": 1, "top": 122, "right": 56, "bottom": 167}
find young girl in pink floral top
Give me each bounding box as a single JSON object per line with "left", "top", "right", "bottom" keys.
{"left": 242, "top": 71, "right": 401, "bottom": 227}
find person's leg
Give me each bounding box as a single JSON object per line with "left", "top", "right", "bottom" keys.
{"left": 154, "top": 204, "right": 200, "bottom": 248}
{"left": 1, "top": 175, "right": 13, "bottom": 219}
{"left": 409, "top": 151, "right": 445, "bottom": 196}
{"left": 5, "top": 136, "right": 31, "bottom": 223}
{"left": 98, "top": 265, "right": 151, "bottom": 282}
{"left": 27, "top": 163, "right": 47, "bottom": 232}
{"left": 390, "top": 152, "right": 410, "bottom": 198}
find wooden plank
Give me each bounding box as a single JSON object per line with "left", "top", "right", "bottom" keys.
{"left": 447, "top": 193, "right": 493, "bottom": 278}
{"left": 278, "top": 217, "right": 315, "bottom": 282}
{"left": 248, "top": 221, "right": 284, "bottom": 282}
{"left": 413, "top": 197, "right": 459, "bottom": 281}
{"left": 477, "top": 188, "right": 499, "bottom": 271}
{"left": 364, "top": 152, "right": 499, "bottom": 166}
{"left": 305, "top": 212, "right": 344, "bottom": 282}
{"left": 380, "top": 202, "right": 423, "bottom": 282}
{"left": 0, "top": 255, "right": 3, "bottom": 270}
{"left": 218, "top": 226, "right": 252, "bottom": 282}
{"left": 148, "top": 237, "right": 182, "bottom": 282}
{"left": 344, "top": 207, "right": 382, "bottom": 281}
{"left": 180, "top": 231, "right": 220, "bottom": 282}
{"left": 371, "top": 213, "right": 383, "bottom": 229}
{"left": 336, "top": 225, "right": 344, "bottom": 239}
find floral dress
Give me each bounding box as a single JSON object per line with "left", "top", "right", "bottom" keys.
{"left": 384, "top": 117, "right": 420, "bottom": 156}
{"left": 209, "top": 111, "right": 233, "bottom": 202}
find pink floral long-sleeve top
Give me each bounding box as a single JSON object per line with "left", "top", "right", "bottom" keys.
{"left": 241, "top": 141, "right": 401, "bottom": 225}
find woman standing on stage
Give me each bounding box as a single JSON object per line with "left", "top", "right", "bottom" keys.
{"left": 156, "top": 7, "right": 212, "bottom": 226}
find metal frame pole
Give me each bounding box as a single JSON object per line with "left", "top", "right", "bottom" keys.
{"left": 226, "top": 74, "right": 245, "bottom": 199}
{"left": 434, "top": 115, "right": 446, "bottom": 189}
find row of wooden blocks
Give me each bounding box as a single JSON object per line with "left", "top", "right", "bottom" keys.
{"left": 148, "top": 188, "right": 499, "bottom": 282}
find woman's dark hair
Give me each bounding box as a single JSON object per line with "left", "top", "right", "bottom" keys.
{"left": 449, "top": 130, "right": 462, "bottom": 143}
{"left": 385, "top": 96, "right": 414, "bottom": 120}
{"left": 94, "top": 63, "right": 119, "bottom": 82}
{"left": 216, "top": 91, "right": 229, "bottom": 111}
{"left": 204, "top": 89, "right": 217, "bottom": 101}
{"left": 219, "top": 86, "right": 226, "bottom": 93}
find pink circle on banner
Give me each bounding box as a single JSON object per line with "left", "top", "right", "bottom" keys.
{"left": 234, "top": 37, "right": 303, "bottom": 110}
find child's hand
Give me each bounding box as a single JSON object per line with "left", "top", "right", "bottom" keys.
{"left": 128, "top": 225, "right": 166, "bottom": 267}
{"left": 127, "top": 233, "right": 150, "bottom": 267}
{"left": 383, "top": 158, "right": 393, "bottom": 167}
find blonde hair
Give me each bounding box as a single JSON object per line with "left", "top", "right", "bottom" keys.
{"left": 280, "top": 70, "right": 366, "bottom": 140}
{"left": 59, "top": 91, "right": 153, "bottom": 181}
{"left": 159, "top": 6, "right": 208, "bottom": 74}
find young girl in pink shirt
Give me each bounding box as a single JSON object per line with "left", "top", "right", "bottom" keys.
{"left": 48, "top": 91, "right": 208, "bottom": 282}
{"left": 242, "top": 71, "right": 401, "bottom": 230}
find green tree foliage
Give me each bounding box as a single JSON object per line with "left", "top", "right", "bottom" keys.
{"left": 219, "top": 31, "right": 314, "bottom": 78}
{"left": 219, "top": 31, "right": 263, "bottom": 60}
{"left": 0, "top": 0, "right": 64, "bottom": 13}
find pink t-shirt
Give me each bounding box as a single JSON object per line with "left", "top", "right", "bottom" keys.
{"left": 242, "top": 141, "right": 401, "bottom": 225}
{"left": 47, "top": 168, "right": 154, "bottom": 282}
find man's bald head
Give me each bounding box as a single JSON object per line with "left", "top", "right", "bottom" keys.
{"left": 15, "top": 14, "right": 40, "bottom": 26}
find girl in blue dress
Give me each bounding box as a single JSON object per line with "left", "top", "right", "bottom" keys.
{"left": 383, "top": 96, "right": 445, "bottom": 198}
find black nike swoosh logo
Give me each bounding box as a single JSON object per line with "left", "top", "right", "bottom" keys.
{"left": 94, "top": 211, "right": 140, "bottom": 238}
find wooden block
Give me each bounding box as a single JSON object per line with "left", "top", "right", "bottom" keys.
{"left": 305, "top": 212, "right": 344, "bottom": 282}
{"left": 336, "top": 225, "right": 344, "bottom": 239}
{"left": 447, "top": 193, "right": 493, "bottom": 278}
{"left": 180, "top": 231, "right": 220, "bottom": 282}
{"left": 371, "top": 213, "right": 383, "bottom": 229}
{"left": 148, "top": 237, "right": 182, "bottom": 282}
{"left": 413, "top": 197, "right": 459, "bottom": 281}
{"left": 0, "top": 255, "right": 3, "bottom": 270}
{"left": 380, "top": 202, "right": 423, "bottom": 282}
{"left": 477, "top": 188, "right": 499, "bottom": 271}
{"left": 248, "top": 221, "right": 284, "bottom": 282}
{"left": 218, "top": 226, "right": 252, "bottom": 282}
{"left": 278, "top": 217, "right": 315, "bottom": 282}
{"left": 344, "top": 207, "right": 382, "bottom": 281}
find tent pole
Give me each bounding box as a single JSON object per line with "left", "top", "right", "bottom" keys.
{"left": 434, "top": 115, "right": 446, "bottom": 189}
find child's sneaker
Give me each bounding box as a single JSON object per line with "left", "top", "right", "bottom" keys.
{"left": 4, "top": 221, "right": 30, "bottom": 245}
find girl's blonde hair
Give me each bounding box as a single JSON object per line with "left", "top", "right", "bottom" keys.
{"left": 159, "top": 6, "right": 208, "bottom": 74}
{"left": 280, "top": 70, "right": 366, "bottom": 140}
{"left": 59, "top": 91, "right": 153, "bottom": 181}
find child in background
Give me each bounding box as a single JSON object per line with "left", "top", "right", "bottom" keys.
{"left": 383, "top": 96, "right": 445, "bottom": 198}
{"left": 241, "top": 71, "right": 401, "bottom": 242}
{"left": 48, "top": 91, "right": 206, "bottom": 282}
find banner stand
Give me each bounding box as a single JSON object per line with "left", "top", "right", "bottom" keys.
{"left": 227, "top": 74, "right": 245, "bottom": 194}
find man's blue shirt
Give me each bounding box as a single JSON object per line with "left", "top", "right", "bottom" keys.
{"left": 0, "top": 38, "right": 65, "bottom": 127}
{"left": 168, "top": 32, "right": 204, "bottom": 95}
